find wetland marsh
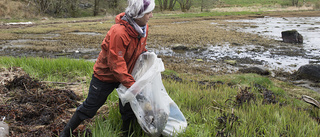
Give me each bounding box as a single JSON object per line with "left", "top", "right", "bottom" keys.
{"left": 1, "top": 9, "right": 320, "bottom": 137}
{"left": 1, "top": 10, "right": 319, "bottom": 91}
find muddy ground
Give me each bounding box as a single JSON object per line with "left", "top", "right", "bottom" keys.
{"left": 0, "top": 10, "right": 320, "bottom": 136}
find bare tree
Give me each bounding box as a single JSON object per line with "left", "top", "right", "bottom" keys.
{"left": 176, "top": 0, "right": 192, "bottom": 12}
{"left": 67, "top": 0, "right": 78, "bottom": 17}
{"left": 158, "top": 0, "right": 164, "bottom": 11}
{"left": 291, "top": 0, "right": 299, "bottom": 6}
{"left": 168, "top": 0, "right": 177, "bottom": 10}
{"left": 52, "top": 0, "right": 63, "bottom": 15}
{"left": 201, "top": 0, "right": 216, "bottom": 12}
{"left": 33, "top": 0, "right": 51, "bottom": 14}
{"left": 102, "top": 0, "right": 126, "bottom": 16}
{"left": 159, "top": 0, "right": 177, "bottom": 11}
{"left": 93, "top": 0, "right": 100, "bottom": 16}
{"left": 33, "top": 0, "right": 78, "bottom": 17}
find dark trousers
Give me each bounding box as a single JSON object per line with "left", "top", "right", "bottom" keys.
{"left": 76, "top": 75, "right": 135, "bottom": 122}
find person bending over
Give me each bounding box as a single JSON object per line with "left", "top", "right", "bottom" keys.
{"left": 59, "top": 0, "right": 155, "bottom": 136}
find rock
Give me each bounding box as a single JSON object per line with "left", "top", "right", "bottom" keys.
{"left": 172, "top": 44, "right": 188, "bottom": 51}
{"left": 294, "top": 64, "right": 320, "bottom": 82}
{"left": 239, "top": 67, "right": 270, "bottom": 75}
{"left": 281, "top": 30, "right": 303, "bottom": 43}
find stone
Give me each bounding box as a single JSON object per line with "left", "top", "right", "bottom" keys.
{"left": 281, "top": 30, "right": 303, "bottom": 43}
{"left": 172, "top": 44, "right": 188, "bottom": 51}
{"left": 295, "top": 64, "right": 320, "bottom": 82}
{"left": 239, "top": 67, "right": 270, "bottom": 75}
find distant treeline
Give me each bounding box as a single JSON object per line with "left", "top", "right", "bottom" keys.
{"left": 2, "top": 0, "right": 316, "bottom": 18}
{"left": 30, "top": 0, "right": 127, "bottom": 17}
{"left": 30, "top": 0, "right": 217, "bottom": 17}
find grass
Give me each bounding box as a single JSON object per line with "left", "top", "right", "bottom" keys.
{"left": 0, "top": 56, "right": 93, "bottom": 83}
{"left": 1, "top": 57, "right": 320, "bottom": 137}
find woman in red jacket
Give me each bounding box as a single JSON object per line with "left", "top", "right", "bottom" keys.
{"left": 60, "top": 0, "right": 155, "bottom": 137}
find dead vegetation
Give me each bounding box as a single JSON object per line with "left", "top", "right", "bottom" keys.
{"left": 216, "top": 112, "right": 239, "bottom": 137}
{"left": 0, "top": 67, "right": 90, "bottom": 137}
{"left": 235, "top": 87, "right": 256, "bottom": 106}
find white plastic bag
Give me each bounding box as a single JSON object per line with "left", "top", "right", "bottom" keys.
{"left": 0, "top": 117, "right": 9, "bottom": 137}
{"left": 117, "top": 52, "right": 187, "bottom": 137}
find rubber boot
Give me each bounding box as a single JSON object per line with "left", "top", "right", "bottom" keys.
{"left": 122, "top": 118, "right": 136, "bottom": 137}
{"left": 59, "top": 112, "right": 83, "bottom": 137}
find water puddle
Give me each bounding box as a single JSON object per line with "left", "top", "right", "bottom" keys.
{"left": 21, "top": 33, "right": 60, "bottom": 39}
{"left": 5, "top": 21, "right": 33, "bottom": 25}
{"left": 172, "top": 21, "right": 190, "bottom": 24}
{"left": 0, "top": 39, "right": 59, "bottom": 50}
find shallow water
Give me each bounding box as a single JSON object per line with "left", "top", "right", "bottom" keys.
{"left": 227, "top": 16, "right": 320, "bottom": 54}
{"left": 223, "top": 17, "right": 320, "bottom": 72}
{"left": 151, "top": 17, "right": 320, "bottom": 74}
{"left": 231, "top": 17, "right": 320, "bottom": 48}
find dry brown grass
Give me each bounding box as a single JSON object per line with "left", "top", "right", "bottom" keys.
{"left": 0, "top": 32, "right": 18, "bottom": 40}
{"left": 148, "top": 18, "right": 277, "bottom": 48}
{"left": 0, "top": 0, "right": 38, "bottom": 19}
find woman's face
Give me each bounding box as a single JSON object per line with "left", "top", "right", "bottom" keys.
{"left": 135, "top": 12, "right": 153, "bottom": 26}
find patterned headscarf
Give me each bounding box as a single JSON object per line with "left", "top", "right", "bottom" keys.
{"left": 125, "top": 0, "right": 155, "bottom": 19}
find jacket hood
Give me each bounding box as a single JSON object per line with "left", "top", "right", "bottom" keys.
{"left": 115, "top": 12, "right": 140, "bottom": 38}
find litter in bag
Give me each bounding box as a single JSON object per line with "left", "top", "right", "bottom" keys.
{"left": 117, "top": 52, "right": 187, "bottom": 137}
{"left": 0, "top": 117, "right": 9, "bottom": 137}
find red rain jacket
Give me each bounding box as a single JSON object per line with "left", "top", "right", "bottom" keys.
{"left": 93, "top": 12, "right": 148, "bottom": 88}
